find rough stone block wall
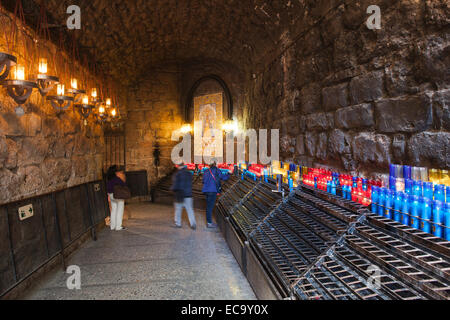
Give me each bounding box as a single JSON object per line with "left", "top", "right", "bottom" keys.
{"left": 125, "top": 67, "right": 183, "bottom": 189}
{"left": 0, "top": 6, "right": 105, "bottom": 205}
{"left": 244, "top": 0, "right": 449, "bottom": 177}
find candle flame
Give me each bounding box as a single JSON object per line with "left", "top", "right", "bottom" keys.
{"left": 71, "top": 78, "right": 78, "bottom": 89}
{"left": 13, "top": 65, "right": 25, "bottom": 80}
{"left": 57, "top": 84, "right": 65, "bottom": 96}
{"left": 82, "top": 95, "right": 89, "bottom": 105}
{"left": 39, "top": 58, "right": 47, "bottom": 74}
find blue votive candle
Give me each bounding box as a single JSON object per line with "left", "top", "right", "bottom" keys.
{"left": 403, "top": 165, "right": 411, "bottom": 180}
{"left": 371, "top": 186, "right": 379, "bottom": 214}
{"left": 410, "top": 195, "right": 421, "bottom": 229}
{"left": 385, "top": 190, "right": 394, "bottom": 219}
{"left": 420, "top": 197, "right": 432, "bottom": 234}
{"left": 432, "top": 200, "right": 444, "bottom": 239}
{"left": 402, "top": 194, "right": 410, "bottom": 226}
{"left": 435, "top": 184, "right": 445, "bottom": 202}
{"left": 394, "top": 191, "right": 403, "bottom": 223}
{"left": 423, "top": 182, "right": 434, "bottom": 200}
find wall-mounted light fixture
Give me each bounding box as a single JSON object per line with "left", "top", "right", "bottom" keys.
{"left": 46, "top": 83, "right": 74, "bottom": 112}
{"left": 180, "top": 124, "right": 192, "bottom": 134}
{"left": 67, "top": 78, "right": 86, "bottom": 103}
{"left": 2, "top": 64, "right": 38, "bottom": 105}
{"left": 0, "top": 52, "right": 17, "bottom": 80}
{"left": 75, "top": 94, "right": 94, "bottom": 125}
{"left": 35, "top": 58, "right": 59, "bottom": 96}
{"left": 222, "top": 120, "right": 239, "bottom": 133}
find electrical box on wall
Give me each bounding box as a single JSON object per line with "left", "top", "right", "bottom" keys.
{"left": 18, "top": 204, "right": 34, "bottom": 221}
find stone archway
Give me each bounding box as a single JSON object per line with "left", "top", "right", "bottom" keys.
{"left": 184, "top": 74, "right": 233, "bottom": 122}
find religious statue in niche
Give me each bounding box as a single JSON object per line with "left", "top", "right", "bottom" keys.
{"left": 194, "top": 93, "right": 223, "bottom": 163}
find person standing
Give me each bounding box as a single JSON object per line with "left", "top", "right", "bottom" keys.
{"left": 202, "top": 161, "right": 229, "bottom": 228}
{"left": 171, "top": 163, "right": 197, "bottom": 229}
{"left": 106, "top": 165, "right": 127, "bottom": 231}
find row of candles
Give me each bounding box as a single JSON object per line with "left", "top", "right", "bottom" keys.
{"left": 1, "top": 53, "right": 119, "bottom": 124}
{"left": 208, "top": 161, "right": 450, "bottom": 241}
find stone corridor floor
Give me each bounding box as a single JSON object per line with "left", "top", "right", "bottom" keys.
{"left": 22, "top": 202, "right": 256, "bottom": 300}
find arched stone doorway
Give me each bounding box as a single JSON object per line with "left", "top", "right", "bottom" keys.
{"left": 184, "top": 74, "right": 233, "bottom": 123}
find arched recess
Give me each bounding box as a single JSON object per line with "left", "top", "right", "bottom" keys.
{"left": 184, "top": 74, "right": 233, "bottom": 122}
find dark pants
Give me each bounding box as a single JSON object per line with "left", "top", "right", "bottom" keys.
{"left": 205, "top": 192, "right": 217, "bottom": 224}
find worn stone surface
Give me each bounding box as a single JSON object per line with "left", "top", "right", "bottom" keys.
{"left": 328, "top": 129, "right": 351, "bottom": 156}
{"left": 375, "top": 94, "right": 433, "bottom": 133}
{"left": 349, "top": 71, "right": 384, "bottom": 105}
{"left": 0, "top": 7, "right": 105, "bottom": 205}
{"left": 335, "top": 104, "right": 374, "bottom": 129}
{"left": 322, "top": 83, "right": 349, "bottom": 111}
{"left": 408, "top": 132, "right": 450, "bottom": 168}
{"left": 243, "top": 1, "right": 449, "bottom": 175}
{"left": 352, "top": 133, "right": 391, "bottom": 169}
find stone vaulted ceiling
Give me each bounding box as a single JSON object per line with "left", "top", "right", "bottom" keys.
{"left": 43, "top": 0, "right": 314, "bottom": 86}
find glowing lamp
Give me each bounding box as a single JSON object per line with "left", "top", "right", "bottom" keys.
{"left": 57, "top": 84, "right": 65, "bottom": 96}
{"left": 99, "top": 105, "right": 105, "bottom": 114}
{"left": 111, "top": 108, "right": 117, "bottom": 117}
{"left": 38, "top": 58, "right": 47, "bottom": 74}
{"left": 82, "top": 95, "right": 89, "bottom": 105}
{"left": 222, "top": 120, "right": 238, "bottom": 133}
{"left": 13, "top": 64, "right": 25, "bottom": 80}
{"left": 91, "top": 88, "right": 97, "bottom": 98}
{"left": 180, "top": 124, "right": 192, "bottom": 133}
{"left": 71, "top": 78, "right": 78, "bottom": 89}
{"left": 106, "top": 98, "right": 111, "bottom": 106}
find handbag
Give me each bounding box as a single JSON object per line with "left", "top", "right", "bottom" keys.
{"left": 113, "top": 184, "right": 131, "bottom": 200}
{"left": 209, "top": 168, "right": 222, "bottom": 194}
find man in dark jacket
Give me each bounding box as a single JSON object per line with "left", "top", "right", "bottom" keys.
{"left": 171, "top": 163, "right": 197, "bottom": 230}
{"left": 202, "top": 161, "right": 229, "bottom": 228}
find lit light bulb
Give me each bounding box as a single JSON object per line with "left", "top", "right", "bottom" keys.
{"left": 222, "top": 120, "right": 239, "bottom": 133}
{"left": 180, "top": 124, "right": 192, "bottom": 133}
{"left": 111, "top": 108, "right": 117, "bottom": 117}
{"left": 14, "top": 65, "right": 25, "bottom": 80}
{"left": 82, "top": 95, "right": 89, "bottom": 105}
{"left": 91, "top": 88, "right": 97, "bottom": 98}
{"left": 99, "top": 106, "right": 105, "bottom": 114}
{"left": 38, "top": 58, "right": 47, "bottom": 74}
{"left": 106, "top": 98, "right": 111, "bottom": 106}
{"left": 57, "top": 84, "right": 65, "bottom": 96}
{"left": 71, "top": 78, "right": 78, "bottom": 89}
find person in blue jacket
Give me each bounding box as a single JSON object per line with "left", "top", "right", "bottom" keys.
{"left": 171, "top": 163, "right": 197, "bottom": 230}
{"left": 202, "top": 161, "right": 229, "bottom": 228}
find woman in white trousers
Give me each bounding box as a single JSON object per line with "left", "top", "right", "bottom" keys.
{"left": 108, "top": 193, "right": 125, "bottom": 230}
{"left": 106, "top": 165, "right": 127, "bottom": 231}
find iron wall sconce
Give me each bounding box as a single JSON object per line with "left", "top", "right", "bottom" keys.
{"left": 0, "top": 52, "right": 17, "bottom": 80}
{"left": 75, "top": 103, "right": 94, "bottom": 125}
{"left": 2, "top": 79, "right": 38, "bottom": 105}
{"left": 46, "top": 95, "right": 74, "bottom": 112}
{"left": 68, "top": 88, "right": 86, "bottom": 103}
{"left": 36, "top": 74, "right": 59, "bottom": 96}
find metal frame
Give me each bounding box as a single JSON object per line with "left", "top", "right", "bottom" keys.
{"left": 0, "top": 180, "right": 109, "bottom": 298}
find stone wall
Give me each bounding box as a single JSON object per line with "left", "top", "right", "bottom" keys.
{"left": 0, "top": 5, "right": 105, "bottom": 205}
{"left": 243, "top": 0, "right": 450, "bottom": 177}
{"left": 125, "top": 65, "right": 183, "bottom": 189}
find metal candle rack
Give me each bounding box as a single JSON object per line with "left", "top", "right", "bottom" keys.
{"left": 216, "top": 172, "right": 450, "bottom": 300}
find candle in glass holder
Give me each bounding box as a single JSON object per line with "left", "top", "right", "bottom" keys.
{"left": 38, "top": 58, "right": 47, "bottom": 74}
{"left": 82, "top": 95, "right": 89, "bottom": 105}
{"left": 419, "top": 167, "right": 429, "bottom": 182}
{"left": 57, "top": 84, "right": 65, "bottom": 96}
{"left": 71, "top": 78, "right": 78, "bottom": 89}
{"left": 13, "top": 65, "right": 25, "bottom": 80}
